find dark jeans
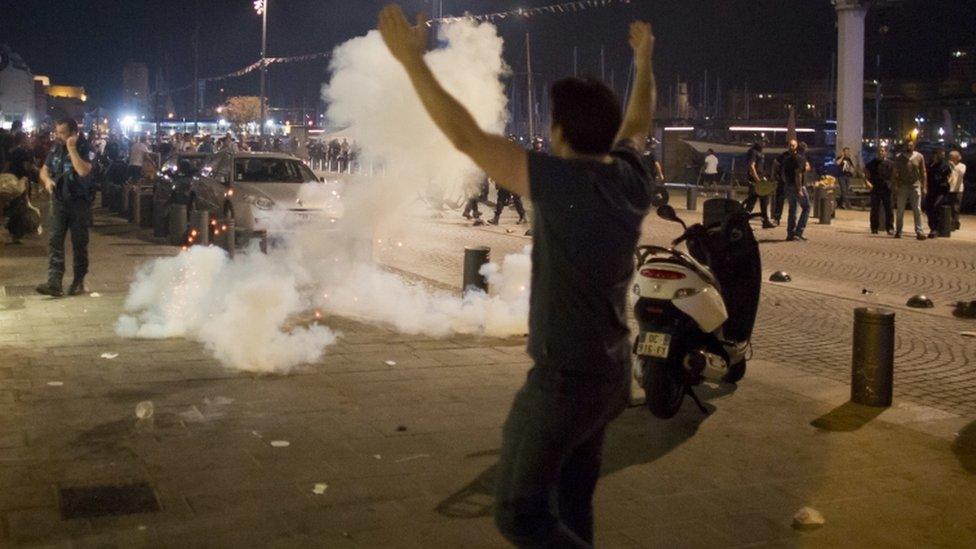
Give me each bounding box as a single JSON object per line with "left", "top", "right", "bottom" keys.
{"left": 742, "top": 180, "right": 770, "bottom": 222}
{"left": 772, "top": 181, "right": 786, "bottom": 222}
{"left": 495, "top": 365, "right": 628, "bottom": 548}
{"left": 837, "top": 174, "right": 852, "bottom": 208}
{"left": 48, "top": 198, "right": 91, "bottom": 286}
{"left": 869, "top": 190, "right": 894, "bottom": 233}
{"left": 495, "top": 188, "right": 526, "bottom": 220}
{"left": 923, "top": 190, "right": 949, "bottom": 233}
{"left": 784, "top": 185, "right": 810, "bottom": 238}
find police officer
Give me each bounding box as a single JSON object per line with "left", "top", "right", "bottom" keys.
{"left": 36, "top": 118, "right": 94, "bottom": 297}
{"left": 489, "top": 136, "right": 528, "bottom": 225}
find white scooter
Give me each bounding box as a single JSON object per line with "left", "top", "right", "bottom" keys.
{"left": 632, "top": 199, "right": 762, "bottom": 418}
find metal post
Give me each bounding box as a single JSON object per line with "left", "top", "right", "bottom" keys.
{"left": 686, "top": 186, "right": 698, "bottom": 211}
{"left": 526, "top": 33, "right": 535, "bottom": 139}
{"left": 851, "top": 307, "right": 895, "bottom": 407}
{"left": 939, "top": 204, "right": 953, "bottom": 237}
{"left": 819, "top": 196, "right": 832, "bottom": 225}
{"left": 259, "top": 0, "right": 269, "bottom": 136}
{"left": 224, "top": 219, "right": 236, "bottom": 258}
{"left": 168, "top": 204, "right": 188, "bottom": 245}
{"left": 140, "top": 191, "right": 154, "bottom": 228}
{"left": 462, "top": 246, "right": 490, "bottom": 295}
{"left": 813, "top": 186, "right": 824, "bottom": 218}
{"left": 131, "top": 188, "right": 142, "bottom": 226}
{"left": 189, "top": 209, "right": 210, "bottom": 246}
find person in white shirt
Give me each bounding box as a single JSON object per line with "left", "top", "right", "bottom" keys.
{"left": 127, "top": 135, "right": 150, "bottom": 182}
{"left": 701, "top": 148, "right": 719, "bottom": 193}
{"left": 948, "top": 150, "right": 967, "bottom": 231}
{"left": 180, "top": 133, "right": 195, "bottom": 152}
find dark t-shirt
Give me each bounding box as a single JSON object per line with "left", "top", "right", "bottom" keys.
{"left": 782, "top": 152, "right": 806, "bottom": 187}
{"left": 927, "top": 160, "right": 951, "bottom": 192}
{"left": 746, "top": 148, "right": 765, "bottom": 181}
{"left": 865, "top": 158, "right": 894, "bottom": 192}
{"left": 44, "top": 138, "right": 93, "bottom": 202}
{"left": 527, "top": 141, "right": 653, "bottom": 377}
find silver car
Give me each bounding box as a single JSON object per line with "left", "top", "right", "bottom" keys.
{"left": 189, "top": 151, "right": 341, "bottom": 242}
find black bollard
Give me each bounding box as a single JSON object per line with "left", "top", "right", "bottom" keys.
{"left": 168, "top": 204, "right": 188, "bottom": 246}
{"left": 812, "top": 187, "right": 823, "bottom": 219}
{"left": 462, "top": 246, "right": 490, "bottom": 295}
{"left": 189, "top": 210, "right": 210, "bottom": 246}
{"left": 851, "top": 307, "right": 895, "bottom": 407}
{"left": 131, "top": 188, "right": 142, "bottom": 226}
{"left": 938, "top": 204, "right": 953, "bottom": 237}
{"left": 139, "top": 191, "right": 154, "bottom": 229}
{"left": 153, "top": 200, "right": 168, "bottom": 238}
{"left": 686, "top": 186, "right": 698, "bottom": 211}
{"left": 818, "top": 196, "right": 832, "bottom": 225}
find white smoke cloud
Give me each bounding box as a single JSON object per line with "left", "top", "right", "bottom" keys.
{"left": 116, "top": 20, "right": 529, "bottom": 373}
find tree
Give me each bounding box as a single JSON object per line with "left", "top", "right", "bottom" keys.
{"left": 221, "top": 96, "right": 264, "bottom": 126}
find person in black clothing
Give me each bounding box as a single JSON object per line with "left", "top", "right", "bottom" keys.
{"left": 770, "top": 142, "right": 795, "bottom": 225}
{"left": 489, "top": 136, "right": 527, "bottom": 225}
{"left": 380, "top": 7, "right": 656, "bottom": 545}
{"left": 864, "top": 145, "right": 895, "bottom": 235}
{"left": 923, "top": 149, "right": 951, "bottom": 239}
{"left": 36, "top": 118, "right": 94, "bottom": 297}
{"left": 4, "top": 132, "right": 38, "bottom": 241}
{"left": 782, "top": 140, "right": 811, "bottom": 241}
{"left": 742, "top": 142, "right": 775, "bottom": 228}
{"left": 462, "top": 177, "right": 488, "bottom": 225}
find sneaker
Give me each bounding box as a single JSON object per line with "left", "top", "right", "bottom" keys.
{"left": 916, "top": 233, "right": 927, "bottom": 241}
{"left": 35, "top": 282, "right": 63, "bottom": 297}
{"left": 928, "top": 232, "right": 938, "bottom": 239}
{"left": 786, "top": 235, "right": 797, "bottom": 241}
{"left": 68, "top": 280, "right": 90, "bottom": 296}
{"left": 796, "top": 235, "right": 808, "bottom": 241}
{"left": 487, "top": 217, "right": 500, "bottom": 226}
{"left": 894, "top": 233, "right": 902, "bottom": 239}
{"left": 886, "top": 230, "right": 894, "bottom": 236}
{"left": 761, "top": 221, "right": 776, "bottom": 229}
{"left": 516, "top": 216, "right": 527, "bottom": 225}
{"left": 462, "top": 212, "right": 472, "bottom": 220}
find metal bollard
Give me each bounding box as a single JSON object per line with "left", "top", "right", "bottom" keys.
{"left": 140, "top": 191, "right": 154, "bottom": 228}
{"left": 938, "top": 204, "right": 953, "bottom": 237}
{"left": 189, "top": 209, "right": 210, "bottom": 246}
{"left": 153, "top": 200, "right": 168, "bottom": 238}
{"left": 812, "top": 187, "right": 823, "bottom": 219}
{"left": 168, "top": 204, "right": 188, "bottom": 245}
{"left": 122, "top": 185, "right": 132, "bottom": 218}
{"left": 851, "top": 307, "right": 895, "bottom": 407}
{"left": 462, "top": 246, "right": 490, "bottom": 295}
{"left": 818, "top": 197, "right": 832, "bottom": 225}
{"left": 131, "top": 188, "right": 142, "bottom": 226}
{"left": 686, "top": 186, "right": 698, "bottom": 211}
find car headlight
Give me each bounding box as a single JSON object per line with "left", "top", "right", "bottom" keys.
{"left": 252, "top": 197, "right": 274, "bottom": 210}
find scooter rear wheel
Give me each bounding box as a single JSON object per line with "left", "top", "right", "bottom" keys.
{"left": 642, "top": 357, "right": 686, "bottom": 419}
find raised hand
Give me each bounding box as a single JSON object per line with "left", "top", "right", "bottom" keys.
{"left": 66, "top": 134, "right": 78, "bottom": 149}
{"left": 379, "top": 4, "right": 428, "bottom": 66}
{"left": 628, "top": 21, "right": 655, "bottom": 60}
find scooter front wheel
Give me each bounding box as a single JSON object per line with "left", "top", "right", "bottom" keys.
{"left": 641, "top": 357, "right": 686, "bottom": 419}
{"left": 723, "top": 359, "right": 747, "bottom": 384}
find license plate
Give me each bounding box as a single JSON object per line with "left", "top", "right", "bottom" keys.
{"left": 636, "top": 332, "right": 671, "bottom": 358}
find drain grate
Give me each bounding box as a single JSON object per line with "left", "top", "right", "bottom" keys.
{"left": 59, "top": 483, "right": 161, "bottom": 520}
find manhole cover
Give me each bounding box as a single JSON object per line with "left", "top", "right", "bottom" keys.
{"left": 0, "top": 285, "right": 37, "bottom": 297}
{"left": 59, "top": 483, "right": 160, "bottom": 520}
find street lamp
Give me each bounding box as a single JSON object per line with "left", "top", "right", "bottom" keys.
{"left": 253, "top": 0, "right": 269, "bottom": 136}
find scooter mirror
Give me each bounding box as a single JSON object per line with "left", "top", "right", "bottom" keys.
{"left": 656, "top": 204, "right": 679, "bottom": 222}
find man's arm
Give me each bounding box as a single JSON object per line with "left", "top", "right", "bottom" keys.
{"left": 378, "top": 5, "right": 528, "bottom": 197}
{"left": 40, "top": 164, "right": 55, "bottom": 193}
{"left": 66, "top": 135, "right": 92, "bottom": 178}
{"left": 614, "top": 22, "right": 656, "bottom": 147}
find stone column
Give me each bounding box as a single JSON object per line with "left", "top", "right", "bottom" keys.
{"left": 835, "top": 0, "right": 868, "bottom": 162}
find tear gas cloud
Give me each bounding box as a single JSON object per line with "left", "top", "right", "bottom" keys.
{"left": 116, "top": 20, "right": 530, "bottom": 373}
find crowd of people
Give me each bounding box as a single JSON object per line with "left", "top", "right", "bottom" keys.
{"left": 696, "top": 140, "right": 968, "bottom": 242}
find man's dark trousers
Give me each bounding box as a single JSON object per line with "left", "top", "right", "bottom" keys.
{"left": 742, "top": 180, "right": 771, "bottom": 223}
{"left": 784, "top": 185, "right": 810, "bottom": 238}
{"left": 869, "top": 189, "right": 893, "bottom": 233}
{"left": 494, "top": 365, "right": 628, "bottom": 548}
{"left": 494, "top": 188, "right": 526, "bottom": 220}
{"left": 772, "top": 181, "right": 786, "bottom": 223}
{"left": 48, "top": 197, "right": 91, "bottom": 287}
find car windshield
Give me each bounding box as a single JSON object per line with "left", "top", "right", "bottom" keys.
{"left": 234, "top": 158, "right": 316, "bottom": 183}
{"left": 167, "top": 156, "right": 206, "bottom": 176}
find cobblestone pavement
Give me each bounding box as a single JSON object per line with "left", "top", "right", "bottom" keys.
{"left": 1, "top": 204, "right": 976, "bottom": 547}
{"left": 378, "top": 204, "right": 976, "bottom": 416}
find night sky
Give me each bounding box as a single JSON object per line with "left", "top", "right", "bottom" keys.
{"left": 2, "top": 0, "right": 975, "bottom": 113}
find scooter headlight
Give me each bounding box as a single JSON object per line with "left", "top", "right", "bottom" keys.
{"left": 673, "top": 287, "right": 702, "bottom": 299}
